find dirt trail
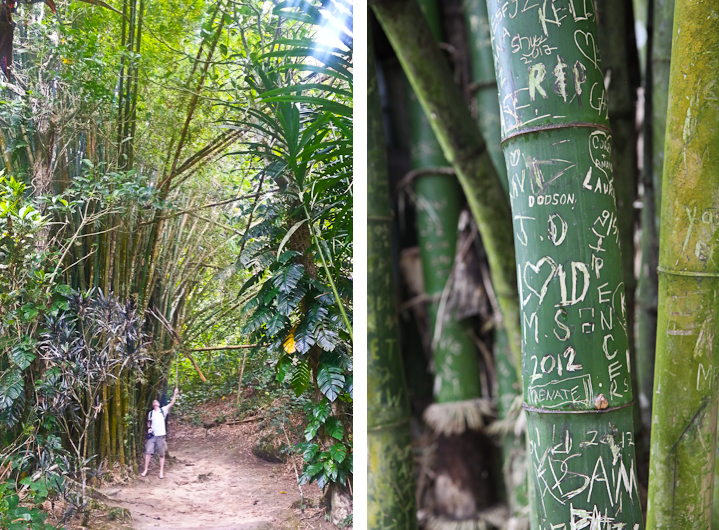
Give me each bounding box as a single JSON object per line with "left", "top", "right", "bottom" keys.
{"left": 98, "top": 422, "right": 327, "bottom": 530}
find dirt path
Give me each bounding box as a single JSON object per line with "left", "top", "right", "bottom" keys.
{"left": 96, "top": 422, "right": 328, "bottom": 530}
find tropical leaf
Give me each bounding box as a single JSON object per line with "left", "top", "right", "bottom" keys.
{"left": 238, "top": 272, "right": 262, "bottom": 297}
{"left": 305, "top": 300, "right": 328, "bottom": 325}
{"left": 329, "top": 443, "right": 346, "bottom": 463}
{"left": 272, "top": 263, "right": 304, "bottom": 293}
{"left": 259, "top": 282, "right": 280, "bottom": 305}
{"left": 265, "top": 313, "right": 289, "bottom": 336}
{"left": 277, "top": 220, "right": 307, "bottom": 258}
{"left": 293, "top": 318, "right": 316, "bottom": 354}
{"left": 0, "top": 369, "right": 24, "bottom": 426}
{"left": 243, "top": 306, "right": 273, "bottom": 333}
{"left": 278, "top": 250, "right": 302, "bottom": 264}
{"left": 324, "top": 416, "right": 343, "bottom": 440}
{"left": 315, "top": 323, "right": 339, "bottom": 351}
{"left": 277, "top": 283, "right": 306, "bottom": 316}
{"left": 317, "top": 362, "right": 344, "bottom": 402}
{"left": 10, "top": 344, "right": 35, "bottom": 370}
{"left": 290, "top": 359, "right": 311, "bottom": 396}
{"left": 283, "top": 326, "right": 297, "bottom": 354}
{"left": 275, "top": 355, "right": 292, "bottom": 383}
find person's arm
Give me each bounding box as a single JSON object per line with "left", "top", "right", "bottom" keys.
{"left": 165, "top": 388, "right": 179, "bottom": 412}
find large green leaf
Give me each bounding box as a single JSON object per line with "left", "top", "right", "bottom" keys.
{"left": 324, "top": 416, "right": 343, "bottom": 440}
{"left": 0, "top": 369, "right": 24, "bottom": 424}
{"left": 276, "top": 284, "right": 306, "bottom": 316}
{"left": 316, "top": 362, "right": 344, "bottom": 402}
{"left": 238, "top": 272, "right": 262, "bottom": 297}
{"left": 290, "top": 359, "right": 311, "bottom": 396}
{"left": 242, "top": 306, "right": 273, "bottom": 333}
{"left": 315, "top": 323, "right": 339, "bottom": 351}
{"left": 272, "top": 263, "right": 304, "bottom": 293}
{"left": 293, "top": 318, "right": 316, "bottom": 354}
{"left": 329, "top": 442, "right": 346, "bottom": 463}
{"left": 265, "top": 313, "right": 289, "bottom": 336}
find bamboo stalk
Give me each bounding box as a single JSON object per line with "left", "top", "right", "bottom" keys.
{"left": 371, "top": 0, "right": 522, "bottom": 370}
{"left": 115, "top": 371, "right": 125, "bottom": 468}
{"left": 650, "top": 0, "right": 674, "bottom": 226}
{"left": 403, "top": 0, "right": 484, "bottom": 440}
{"left": 462, "top": 0, "right": 527, "bottom": 519}
{"left": 102, "top": 385, "right": 111, "bottom": 465}
{"left": 596, "top": 0, "right": 646, "bottom": 483}
{"left": 485, "top": 0, "right": 643, "bottom": 526}
{"left": 368, "top": 29, "right": 417, "bottom": 530}
{"left": 236, "top": 349, "right": 248, "bottom": 408}
{"left": 646, "top": 2, "right": 719, "bottom": 526}
{"left": 635, "top": 0, "right": 658, "bottom": 440}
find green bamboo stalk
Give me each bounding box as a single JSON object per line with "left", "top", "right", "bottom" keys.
{"left": 371, "top": 0, "right": 522, "bottom": 374}
{"left": 650, "top": 0, "right": 674, "bottom": 227}
{"left": 596, "top": 0, "right": 646, "bottom": 482}
{"left": 646, "top": 1, "right": 719, "bottom": 527}
{"left": 102, "top": 385, "right": 111, "bottom": 464}
{"left": 462, "top": 1, "right": 529, "bottom": 519}
{"left": 404, "top": 0, "right": 483, "bottom": 437}
{"left": 115, "top": 372, "right": 125, "bottom": 468}
{"left": 492, "top": 326, "right": 528, "bottom": 518}
{"left": 485, "top": 1, "right": 643, "bottom": 527}
{"left": 462, "top": 0, "right": 507, "bottom": 194}
{"left": 116, "top": 0, "right": 129, "bottom": 168}
{"left": 368, "top": 28, "right": 418, "bottom": 530}
{"left": 128, "top": 0, "right": 143, "bottom": 170}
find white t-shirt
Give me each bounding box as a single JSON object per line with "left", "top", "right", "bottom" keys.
{"left": 148, "top": 406, "right": 169, "bottom": 437}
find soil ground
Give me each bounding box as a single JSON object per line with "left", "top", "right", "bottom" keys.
{"left": 53, "top": 403, "right": 336, "bottom": 530}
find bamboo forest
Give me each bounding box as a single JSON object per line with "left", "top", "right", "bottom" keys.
{"left": 369, "top": 0, "right": 718, "bottom": 529}
{"left": 0, "top": 0, "right": 353, "bottom": 528}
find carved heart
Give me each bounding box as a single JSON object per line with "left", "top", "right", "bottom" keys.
{"left": 524, "top": 256, "right": 558, "bottom": 307}
{"left": 574, "top": 30, "right": 600, "bottom": 71}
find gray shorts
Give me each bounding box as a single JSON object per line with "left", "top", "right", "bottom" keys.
{"left": 145, "top": 436, "right": 167, "bottom": 457}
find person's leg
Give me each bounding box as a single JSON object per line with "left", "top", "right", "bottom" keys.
{"left": 142, "top": 437, "right": 155, "bottom": 476}
{"left": 141, "top": 453, "right": 151, "bottom": 477}
{"left": 158, "top": 437, "right": 167, "bottom": 478}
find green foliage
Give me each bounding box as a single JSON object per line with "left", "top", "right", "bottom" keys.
{"left": 0, "top": 481, "right": 57, "bottom": 529}
{"left": 295, "top": 402, "right": 351, "bottom": 489}
{"left": 316, "top": 359, "right": 345, "bottom": 402}
{"left": 231, "top": 0, "right": 353, "bottom": 492}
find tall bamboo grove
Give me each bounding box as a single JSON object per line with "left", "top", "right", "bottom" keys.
{"left": 485, "top": 2, "right": 643, "bottom": 528}
{"left": 367, "top": 29, "right": 418, "bottom": 530}
{"left": 646, "top": 1, "right": 719, "bottom": 528}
